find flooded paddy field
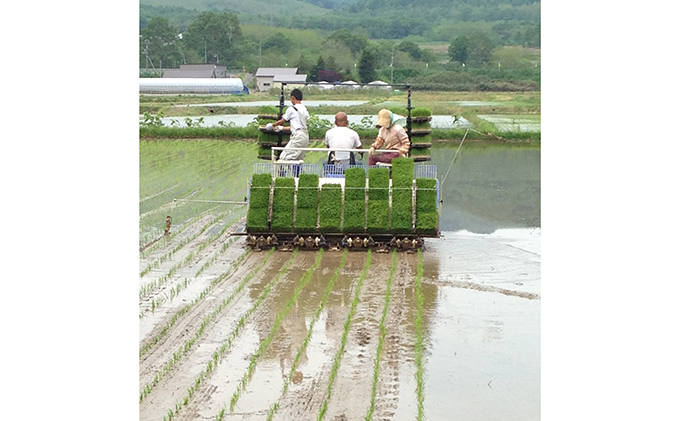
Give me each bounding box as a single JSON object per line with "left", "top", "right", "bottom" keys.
{"left": 139, "top": 140, "right": 540, "bottom": 420}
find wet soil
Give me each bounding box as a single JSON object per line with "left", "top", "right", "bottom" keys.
{"left": 139, "top": 226, "right": 540, "bottom": 421}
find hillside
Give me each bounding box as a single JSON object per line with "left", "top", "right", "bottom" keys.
{"left": 140, "top": 0, "right": 331, "bottom": 16}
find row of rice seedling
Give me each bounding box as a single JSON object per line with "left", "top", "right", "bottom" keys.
{"left": 140, "top": 212, "right": 229, "bottom": 278}
{"left": 161, "top": 250, "right": 300, "bottom": 421}
{"left": 140, "top": 206, "right": 220, "bottom": 257}
{"left": 365, "top": 250, "right": 398, "bottom": 421}
{"left": 246, "top": 173, "right": 272, "bottom": 232}
{"left": 139, "top": 212, "right": 231, "bottom": 300}
{"left": 317, "top": 250, "right": 372, "bottom": 421}
{"left": 415, "top": 178, "right": 438, "bottom": 235}
{"left": 414, "top": 250, "right": 426, "bottom": 421}
{"left": 140, "top": 248, "right": 274, "bottom": 402}
{"left": 224, "top": 249, "right": 325, "bottom": 415}
{"left": 139, "top": 248, "right": 252, "bottom": 358}
{"left": 148, "top": 236, "right": 240, "bottom": 312}
{"left": 343, "top": 167, "right": 366, "bottom": 232}
{"left": 265, "top": 249, "right": 349, "bottom": 421}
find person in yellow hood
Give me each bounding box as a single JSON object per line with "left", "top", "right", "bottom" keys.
{"left": 368, "top": 109, "right": 410, "bottom": 166}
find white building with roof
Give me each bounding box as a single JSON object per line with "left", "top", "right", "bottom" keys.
{"left": 255, "top": 67, "right": 305, "bottom": 91}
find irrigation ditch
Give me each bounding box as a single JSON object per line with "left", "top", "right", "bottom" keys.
{"left": 140, "top": 139, "right": 541, "bottom": 420}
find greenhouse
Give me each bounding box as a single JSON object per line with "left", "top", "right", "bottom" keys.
{"left": 139, "top": 78, "right": 247, "bottom": 94}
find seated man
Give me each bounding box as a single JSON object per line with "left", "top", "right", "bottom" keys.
{"left": 368, "top": 109, "right": 410, "bottom": 166}
{"left": 324, "top": 112, "right": 363, "bottom": 169}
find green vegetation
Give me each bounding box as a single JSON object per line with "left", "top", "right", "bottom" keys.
{"left": 415, "top": 178, "right": 438, "bottom": 235}
{"left": 343, "top": 167, "right": 366, "bottom": 233}
{"left": 391, "top": 158, "right": 414, "bottom": 233}
{"left": 295, "top": 174, "right": 320, "bottom": 232}
{"left": 319, "top": 184, "right": 342, "bottom": 232}
{"left": 367, "top": 167, "right": 390, "bottom": 233}
{"left": 247, "top": 173, "right": 272, "bottom": 232}
{"left": 271, "top": 177, "right": 296, "bottom": 231}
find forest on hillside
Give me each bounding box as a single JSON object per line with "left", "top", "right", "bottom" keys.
{"left": 139, "top": 0, "right": 540, "bottom": 90}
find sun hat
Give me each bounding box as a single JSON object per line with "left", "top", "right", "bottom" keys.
{"left": 377, "top": 109, "right": 392, "bottom": 128}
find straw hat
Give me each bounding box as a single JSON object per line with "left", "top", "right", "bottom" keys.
{"left": 377, "top": 109, "right": 391, "bottom": 128}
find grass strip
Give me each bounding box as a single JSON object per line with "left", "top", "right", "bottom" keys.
{"left": 224, "top": 249, "right": 325, "bottom": 415}
{"left": 265, "top": 249, "right": 349, "bottom": 421}
{"left": 140, "top": 248, "right": 272, "bottom": 402}
{"left": 365, "top": 250, "right": 397, "bottom": 421}
{"left": 414, "top": 250, "right": 426, "bottom": 421}
{"left": 161, "top": 249, "right": 299, "bottom": 421}
{"left": 317, "top": 250, "right": 372, "bottom": 421}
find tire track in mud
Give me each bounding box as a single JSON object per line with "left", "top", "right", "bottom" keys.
{"left": 143, "top": 250, "right": 315, "bottom": 421}
{"left": 270, "top": 252, "right": 371, "bottom": 421}
{"left": 263, "top": 250, "right": 349, "bottom": 421}
{"left": 373, "top": 255, "right": 419, "bottom": 421}
{"left": 321, "top": 252, "right": 395, "bottom": 421}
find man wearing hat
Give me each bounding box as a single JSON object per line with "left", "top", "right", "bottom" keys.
{"left": 368, "top": 109, "right": 410, "bottom": 166}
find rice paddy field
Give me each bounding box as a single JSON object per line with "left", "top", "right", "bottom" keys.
{"left": 139, "top": 139, "right": 540, "bottom": 421}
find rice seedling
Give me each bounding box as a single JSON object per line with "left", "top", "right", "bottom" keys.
{"left": 367, "top": 168, "right": 390, "bottom": 234}
{"left": 271, "top": 177, "right": 296, "bottom": 232}
{"left": 343, "top": 167, "right": 367, "bottom": 233}
{"left": 415, "top": 178, "right": 438, "bottom": 235}
{"left": 317, "top": 251, "right": 372, "bottom": 421}
{"left": 319, "top": 184, "right": 342, "bottom": 233}
{"left": 227, "top": 249, "right": 324, "bottom": 413}
{"left": 365, "top": 250, "right": 397, "bottom": 421}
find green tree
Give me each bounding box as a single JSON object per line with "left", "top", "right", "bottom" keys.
{"left": 295, "top": 54, "right": 312, "bottom": 75}
{"left": 310, "top": 55, "right": 326, "bottom": 82}
{"left": 358, "top": 48, "right": 377, "bottom": 83}
{"left": 182, "top": 11, "right": 244, "bottom": 66}
{"left": 328, "top": 28, "right": 368, "bottom": 54}
{"left": 140, "top": 16, "right": 181, "bottom": 69}
{"left": 468, "top": 31, "right": 495, "bottom": 66}
{"left": 398, "top": 40, "right": 422, "bottom": 60}
{"left": 262, "top": 32, "right": 292, "bottom": 54}
{"left": 449, "top": 35, "right": 469, "bottom": 64}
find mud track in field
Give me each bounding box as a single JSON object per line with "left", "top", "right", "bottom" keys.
{"left": 140, "top": 229, "right": 541, "bottom": 421}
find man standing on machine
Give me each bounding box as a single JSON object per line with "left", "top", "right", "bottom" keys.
{"left": 272, "top": 88, "right": 309, "bottom": 161}
{"left": 368, "top": 109, "right": 410, "bottom": 165}
{"left": 324, "top": 111, "right": 363, "bottom": 169}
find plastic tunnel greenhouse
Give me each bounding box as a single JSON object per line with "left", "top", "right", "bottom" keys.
{"left": 139, "top": 78, "right": 246, "bottom": 94}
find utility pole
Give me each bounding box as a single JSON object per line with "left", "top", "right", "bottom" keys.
{"left": 204, "top": 41, "right": 207, "bottom": 63}
{"left": 390, "top": 46, "right": 395, "bottom": 85}
{"left": 259, "top": 40, "right": 262, "bottom": 67}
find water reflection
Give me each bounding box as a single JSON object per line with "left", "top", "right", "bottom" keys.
{"left": 430, "top": 145, "right": 540, "bottom": 233}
